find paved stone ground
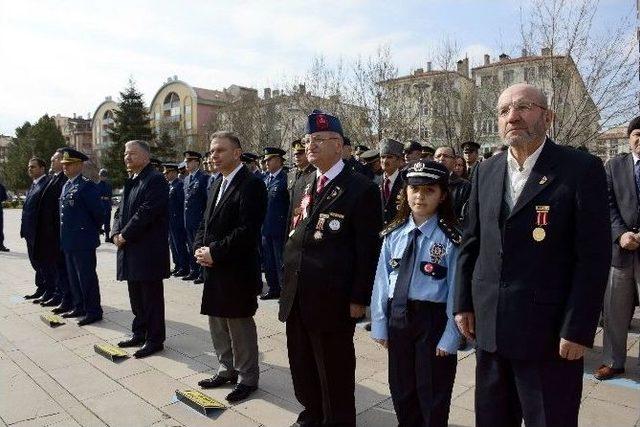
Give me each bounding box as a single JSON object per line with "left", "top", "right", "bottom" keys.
{"left": 0, "top": 208, "right": 638, "bottom": 426}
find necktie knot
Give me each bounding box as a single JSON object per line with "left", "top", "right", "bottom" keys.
{"left": 317, "top": 175, "right": 328, "bottom": 193}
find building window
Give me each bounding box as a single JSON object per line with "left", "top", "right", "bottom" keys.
{"left": 538, "top": 65, "right": 549, "bottom": 78}
{"left": 503, "top": 70, "right": 514, "bottom": 85}
{"left": 524, "top": 67, "right": 536, "bottom": 81}
{"left": 163, "top": 92, "right": 181, "bottom": 120}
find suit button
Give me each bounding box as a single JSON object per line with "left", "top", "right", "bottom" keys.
{"left": 500, "top": 282, "right": 509, "bottom": 288}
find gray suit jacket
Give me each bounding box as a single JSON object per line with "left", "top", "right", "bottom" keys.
{"left": 605, "top": 153, "right": 639, "bottom": 268}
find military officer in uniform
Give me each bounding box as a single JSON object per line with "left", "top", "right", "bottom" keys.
{"left": 241, "top": 152, "right": 263, "bottom": 177}
{"left": 261, "top": 147, "right": 290, "bottom": 300}
{"left": 58, "top": 148, "right": 103, "bottom": 326}
{"left": 287, "top": 139, "right": 315, "bottom": 191}
{"left": 178, "top": 161, "right": 187, "bottom": 180}
{"left": 182, "top": 150, "right": 209, "bottom": 283}
{"left": 163, "top": 163, "right": 190, "bottom": 277}
{"left": 461, "top": 141, "right": 481, "bottom": 179}
{"left": 379, "top": 138, "right": 405, "bottom": 226}
{"left": 421, "top": 144, "right": 435, "bottom": 161}
{"left": 354, "top": 144, "right": 369, "bottom": 162}
{"left": 280, "top": 110, "right": 383, "bottom": 426}
{"left": 360, "top": 149, "right": 382, "bottom": 183}
{"left": 96, "top": 169, "right": 113, "bottom": 243}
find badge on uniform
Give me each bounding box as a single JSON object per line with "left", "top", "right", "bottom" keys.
{"left": 327, "top": 186, "right": 342, "bottom": 201}
{"left": 420, "top": 262, "right": 447, "bottom": 280}
{"left": 313, "top": 230, "right": 323, "bottom": 240}
{"left": 389, "top": 258, "right": 400, "bottom": 269}
{"left": 533, "top": 205, "right": 549, "bottom": 242}
{"left": 429, "top": 243, "right": 446, "bottom": 264}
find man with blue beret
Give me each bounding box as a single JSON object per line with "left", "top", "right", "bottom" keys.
{"left": 58, "top": 147, "right": 103, "bottom": 325}
{"left": 182, "top": 150, "right": 209, "bottom": 283}
{"left": 261, "top": 147, "right": 290, "bottom": 300}
{"left": 280, "top": 109, "right": 383, "bottom": 426}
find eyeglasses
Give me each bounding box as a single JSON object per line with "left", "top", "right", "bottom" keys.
{"left": 303, "top": 136, "right": 339, "bottom": 146}
{"left": 497, "top": 100, "right": 546, "bottom": 117}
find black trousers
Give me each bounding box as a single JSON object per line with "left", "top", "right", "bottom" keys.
{"left": 475, "top": 348, "right": 583, "bottom": 427}
{"left": 286, "top": 300, "right": 356, "bottom": 427}
{"left": 26, "top": 240, "right": 47, "bottom": 294}
{"left": 388, "top": 300, "right": 457, "bottom": 427}
{"left": 127, "top": 280, "right": 166, "bottom": 345}
{"left": 0, "top": 207, "right": 4, "bottom": 246}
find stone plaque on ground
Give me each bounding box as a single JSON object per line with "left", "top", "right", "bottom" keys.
{"left": 94, "top": 343, "right": 129, "bottom": 362}
{"left": 175, "top": 389, "right": 226, "bottom": 415}
{"left": 40, "top": 314, "right": 65, "bottom": 327}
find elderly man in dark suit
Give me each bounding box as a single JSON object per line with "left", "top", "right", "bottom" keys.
{"left": 595, "top": 116, "right": 640, "bottom": 380}
{"left": 280, "top": 110, "right": 383, "bottom": 426}
{"left": 112, "top": 140, "right": 170, "bottom": 359}
{"left": 454, "top": 83, "right": 611, "bottom": 427}
{"left": 194, "top": 131, "right": 267, "bottom": 403}
{"left": 35, "top": 149, "right": 69, "bottom": 310}
{"left": 22, "top": 157, "right": 52, "bottom": 301}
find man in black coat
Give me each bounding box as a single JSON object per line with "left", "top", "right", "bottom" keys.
{"left": 194, "top": 131, "right": 267, "bottom": 403}
{"left": 379, "top": 138, "right": 404, "bottom": 226}
{"left": 454, "top": 84, "right": 611, "bottom": 427}
{"left": 594, "top": 115, "right": 640, "bottom": 380}
{"left": 35, "top": 149, "right": 70, "bottom": 310}
{"left": 0, "top": 181, "right": 8, "bottom": 252}
{"left": 435, "top": 146, "right": 471, "bottom": 221}
{"left": 21, "top": 157, "right": 52, "bottom": 301}
{"left": 112, "top": 140, "right": 170, "bottom": 359}
{"left": 280, "top": 110, "right": 383, "bottom": 426}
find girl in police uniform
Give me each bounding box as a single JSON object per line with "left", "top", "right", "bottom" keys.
{"left": 370, "top": 160, "right": 464, "bottom": 427}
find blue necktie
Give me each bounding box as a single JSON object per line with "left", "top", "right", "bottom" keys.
{"left": 390, "top": 228, "right": 422, "bottom": 329}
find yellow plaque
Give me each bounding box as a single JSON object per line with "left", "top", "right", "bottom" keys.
{"left": 532, "top": 227, "right": 546, "bottom": 242}
{"left": 40, "top": 314, "right": 65, "bottom": 328}
{"left": 94, "top": 344, "right": 129, "bottom": 361}
{"left": 175, "top": 389, "right": 226, "bottom": 415}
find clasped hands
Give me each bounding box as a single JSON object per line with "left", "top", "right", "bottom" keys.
{"left": 454, "top": 312, "right": 586, "bottom": 360}
{"left": 113, "top": 234, "right": 126, "bottom": 248}
{"left": 619, "top": 231, "right": 640, "bottom": 251}
{"left": 194, "top": 246, "right": 213, "bottom": 267}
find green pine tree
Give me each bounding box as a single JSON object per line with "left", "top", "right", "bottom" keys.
{"left": 0, "top": 115, "right": 66, "bottom": 191}
{"left": 102, "top": 79, "right": 154, "bottom": 186}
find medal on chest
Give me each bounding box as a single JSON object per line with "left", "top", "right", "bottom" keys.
{"left": 533, "top": 205, "right": 550, "bottom": 242}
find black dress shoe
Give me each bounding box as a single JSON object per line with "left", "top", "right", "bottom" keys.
{"left": 61, "top": 309, "right": 85, "bottom": 318}
{"left": 193, "top": 277, "right": 204, "bottom": 284}
{"left": 225, "top": 384, "right": 258, "bottom": 402}
{"left": 182, "top": 274, "right": 198, "bottom": 281}
{"left": 77, "top": 316, "right": 102, "bottom": 326}
{"left": 51, "top": 305, "right": 72, "bottom": 314}
{"left": 41, "top": 298, "right": 61, "bottom": 307}
{"left": 117, "top": 336, "right": 146, "bottom": 348}
{"left": 198, "top": 374, "right": 238, "bottom": 389}
{"left": 133, "top": 343, "right": 163, "bottom": 358}
{"left": 260, "top": 291, "right": 280, "bottom": 300}
{"left": 0, "top": 246, "right": 9, "bottom": 252}
{"left": 24, "top": 290, "right": 44, "bottom": 300}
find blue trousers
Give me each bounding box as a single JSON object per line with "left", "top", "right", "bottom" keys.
{"left": 262, "top": 234, "right": 284, "bottom": 293}
{"left": 185, "top": 224, "right": 201, "bottom": 277}
{"left": 0, "top": 207, "right": 4, "bottom": 247}
{"left": 64, "top": 250, "right": 102, "bottom": 317}
{"left": 54, "top": 254, "right": 72, "bottom": 308}
{"left": 169, "top": 224, "right": 190, "bottom": 271}
{"left": 102, "top": 207, "right": 111, "bottom": 236}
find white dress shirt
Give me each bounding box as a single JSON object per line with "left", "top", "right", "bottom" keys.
{"left": 215, "top": 163, "right": 244, "bottom": 206}
{"left": 316, "top": 159, "right": 345, "bottom": 185}
{"left": 505, "top": 141, "right": 546, "bottom": 209}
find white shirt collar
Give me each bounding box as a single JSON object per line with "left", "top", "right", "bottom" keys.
{"left": 316, "top": 159, "right": 345, "bottom": 183}
{"left": 221, "top": 163, "right": 244, "bottom": 184}
{"left": 270, "top": 168, "right": 283, "bottom": 178}
{"left": 33, "top": 175, "right": 46, "bottom": 185}
{"left": 384, "top": 169, "right": 399, "bottom": 185}
{"left": 632, "top": 152, "right": 640, "bottom": 164}
{"left": 506, "top": 140, "right": 546, "bottom": 174}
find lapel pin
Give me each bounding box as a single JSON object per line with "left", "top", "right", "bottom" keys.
{"left": 539, "top": 176, "right": 547, "bottom": 185}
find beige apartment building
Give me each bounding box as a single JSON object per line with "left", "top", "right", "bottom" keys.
{"left": 597, "top": 126, "right": 629, "bottom": 162}
{"left": 91, "top": 96, "right": 118, "bottom": 164}
{"left": 472, "top": 48, "right": 600, "bottom": 154}
{"left": 53, "top": 113, "right": 94, "bottom": 157}
{"left": 0, "top": 135, "right": 11, "bottom": 164}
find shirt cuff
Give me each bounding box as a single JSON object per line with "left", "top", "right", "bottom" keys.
{"left": 370, "top": 320, "right": 388, "bottom": 341}
{"left": 437, "top": 319, "right": 461, "bottom": 355}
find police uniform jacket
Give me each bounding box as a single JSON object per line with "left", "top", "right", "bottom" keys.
{"left": 34, "top": 172, "right": 67, "bottom": 263}
{"left": 112, "top": 164, "right": 170, "bottom": 281}
{"left": 454, "top": 139, "right": 611, "bottom": 360}
{"left": 371, "top": 214, "right": 462, "bottom": 354}
{"left": 263, "top": 169, "right": 290, "bottom": 238}
{"left": 59, "top": 175, "right": 102, "bottom": 252}
{"left": 279, "top": 163, "right": 383, "bottom": 332}
{"left": 168, "top": 177, "right": 186, "bottom": 232}
{"left": 605, "top": 153, "right": 640, "bottom": 268}
{"left": 184, "top": 169, "right": 209, "bottom": 231}
{"left": 195, "top": 165, "right": 267, "bottom": 318}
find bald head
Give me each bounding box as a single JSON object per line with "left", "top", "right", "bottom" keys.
{"left": 497, "top": 83, "right": 553, "bottom": 148}
{"left": 498, "top": 83, "right": 548, "bottom": 110}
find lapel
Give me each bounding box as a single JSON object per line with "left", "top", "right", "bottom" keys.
{"left": 508, "top": 139, "right": 558, "bottom": 220}
{"left": 385, "top": 174, "right": 403, "bottom": 207}
{"left": 211, "top": 166, "right": 248, "bottom": 220}
{"left": 624, "top": 153, "right": 638, "bottom": 204}
{"left": 482, "top": 153, "right": 507, "bottom": 220}
{"left": 308, "top": 168, "right": 349, "bottom": 221}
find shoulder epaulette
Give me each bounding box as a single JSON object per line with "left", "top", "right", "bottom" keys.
{"left": 380, "top": 220, "right": 406, "bottom": 238}
{"left": 438, "top": 218, "right": 462, "bottom": 246}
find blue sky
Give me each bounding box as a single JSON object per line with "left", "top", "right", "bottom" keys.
{"left": 0, "top": 0, "right": 634, "bottom": 136}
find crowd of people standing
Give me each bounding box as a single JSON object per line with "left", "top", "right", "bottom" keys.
{"left": 5, "top": 81, "right": 638, "bottom": 427}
